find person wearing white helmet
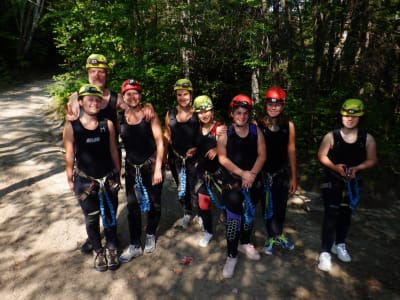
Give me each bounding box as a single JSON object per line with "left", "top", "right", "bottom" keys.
{"left": 317, "top": 98, "right": 377, "bottom": 272}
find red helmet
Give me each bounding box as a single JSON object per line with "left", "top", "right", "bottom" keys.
{"left": 121, "top": 79, "right": 142, "bottom": 94}
{"left": 230, "top": 94, "right": 253, "bottom": 110}
{"left": 265, "top": 86, "right": 286, "bottom": 105}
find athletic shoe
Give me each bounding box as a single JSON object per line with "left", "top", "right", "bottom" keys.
{"left": 199, "top": 232, "right": 213, "bottom": 248}
{"left": 264, "top": 237, "right": 278, "bottom": 255}
{"left": 180, "top": 214, "right": 192, "bottom": 229}
{"left": 106, "top": 248, "right": 119, "bottom": 270}
{"left": 80, "top": 238, "right": 93, "bottom": 254}
{"left": 144, "top": 234, "right": 156, "bottom": 253}
{"left": 318, "top": 252, "right": 332, "bottom": 272}
{"left": 237, "top": 243, "right": 260, "bottom": 260}
{"left": 331, "top": 243, "right": 351, "bottom": 262}
{"left": 119, "top": 245, "right": 143, "bottom": 263}
{"left": 276, "top": 234, "right": 295, "bottom": 250}
{"left": 197, "top": 216, "right": 205, "bottom": 231}
{"left": 222, "top": 256, "right": 238, "bottom": 279}
{"left": 93, "top": 249, "right": 107, "bottom": 272}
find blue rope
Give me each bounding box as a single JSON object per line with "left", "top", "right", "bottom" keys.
{"left": 178, "top": 158, "right": 186, "bottom": 199}
{"left": 345, "top": 177, "right": 360, "bottom": 211}
{"left": 98, "top": 178, "right": 117, "bottom": 229}
{"left": 242, "top": 188, "right": 255, "bottom": 225}
{"left": 134, "top": 166, "right": 150, "bottom": 212}
{"left": 263, "top": 173, "right": 274, "bottom": 220}
{"left": 205, "top": 175, "right": 225, "bottom": 210}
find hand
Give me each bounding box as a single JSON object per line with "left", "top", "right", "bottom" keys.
{"left": 152, "top": 168, "right": 163, "bottom": 185}
{"left": 241, "top": 170, "right": 256, "bottom": 188}
{"left": 216, "top": 125, "right": 227, "bottom": 136}
{"left": 142, "top": 103, "right": 155, "bottom": 121}
{"left": 186, "top": 147, "right": 197, "bottom": 158}
{"left": 205, "top": 148, "right": 217, "bottom": 160}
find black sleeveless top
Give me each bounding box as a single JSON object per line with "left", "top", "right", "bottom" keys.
{"left": 329, "top": 129, "right": 367, "bottom": 168}
{"left": 259, "top": 122, "right": 289, "bottom": 173}
{"left": 168, "top": 108, "right": 199, "bottom": 156}
{"left": 72, "top": 118, "right": 114, "bottom": 178}
{"left": 98, "top": 91, "right": 118, "bottom": 130}
{"left": 120, "top": 116, "right": 156, "bottom": 165}
{"left": 195, "top": 122, "right": 221, "bottom": 174}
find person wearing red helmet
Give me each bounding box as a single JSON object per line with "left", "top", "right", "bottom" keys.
{"left": 256, "top": 86, "right": 297, "bottom": 256}
{"left": 117, "top": 79, "right": 165, "bottom": 263}
{"left": 63, "top": 84, "right": 121, "bottom": 272}
{"left": 317, "top": 99, "right": 377, "bottom": 272}
{"left": 164, "top": 79, "right": 200, "bottom": 229}
{"left": 217, "top": 94, "right": 266, "bottom": 278}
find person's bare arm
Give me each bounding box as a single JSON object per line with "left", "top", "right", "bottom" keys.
{"left": 65, "top": 92, "right": 79, "bottom": 121}
{"left": 150, "top": 114, "right": 164, "bottom": 185}
{"left": 287, "top": 121, "right": 297, "bottom": 194}
{"left": 62, "top": 121, "right": 75, "bottom": 193}
{"left": 108, "top": 120, "right": 121, "bottom": 173}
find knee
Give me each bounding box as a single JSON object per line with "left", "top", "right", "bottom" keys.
{"left": 198, "top": 193, "right": 211, "bottom": 210}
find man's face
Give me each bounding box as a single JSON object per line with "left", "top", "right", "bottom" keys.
{"left": 88, "top": 68, "right": 107, "bottom": 89}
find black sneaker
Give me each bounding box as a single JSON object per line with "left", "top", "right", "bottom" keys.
{"left": 80, "top": 238, "right": 93, "bottom": 254}
{"left": 106, "top": 248, "right": 120, "bottom": 271}
{"left": 93, "top": 249, "right": 107, "bottom": 272}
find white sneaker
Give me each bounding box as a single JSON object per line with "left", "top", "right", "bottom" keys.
{"left": 180, "top": 214, "right": 192, "bottom": 229}
{"left": 144, "top": 234, "right": 156, "bottom": 253}
{"left": 119, "top": 245, "right": 143, "bottom": 263}
{"left": 318, "top": 252, "right": 332, "bottom": 272}
{"left": 237, "top": 243, "right": 260, "bottom": 260}
{"left": 331, "top": 243, "right": 351, "bottom": 262}
{"left": 199, "top": 232, "right": 213, "bottom": 248}
{"left": 222, "top": 256, "right": 238, "bottom": 279}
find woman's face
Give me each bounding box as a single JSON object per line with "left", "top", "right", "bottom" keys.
{"left": 197, "top": 110, "right": 213, "bottom": 125}
{"left": 342, "top": 115, "right": 360, "bottom": 129}
{"left": 265, "top": 102, "right": 284, "bottom": 118}
{"left": 80, "top": 95, "right": 102, "bottom": 115}
{"left": 176, "top": 90, "right": 192, "bottom": 108}
{"left": 231, "top": 107, "right": 250, "bottom": 127}
{"left": 123, "top": 89, "right": 141, "bottom": 108}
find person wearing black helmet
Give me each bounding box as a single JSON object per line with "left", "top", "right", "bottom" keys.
{"left": 317, "top": 99, "right": 377, "bottom": 272}
{"left": 217, "top": 94, "right": 266, "bottom": 279}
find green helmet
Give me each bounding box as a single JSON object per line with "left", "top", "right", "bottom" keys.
{"left": 173, "top": 78, "right": 193, "bottom": 91}
{"left": 340, "top": 98, "right": 364, "bottom": 117}
{"left": 193, "top": 95, "right": 213, "bottom": 112}
{"left": 78, "top": 84, "right": 102, "bottom": 98}
{"left": 85, "top": 54, "right": 109, "bottom": 70}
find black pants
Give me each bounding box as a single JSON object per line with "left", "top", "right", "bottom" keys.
{"left": 74, "top": 174, "right": 119, "bottom": 252}
{"left": 125, "top": 161, "right": 163, "bottom": 246}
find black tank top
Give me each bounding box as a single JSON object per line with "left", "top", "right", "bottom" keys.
{"left": 168, "top": 108, "right": 199, "bottom": 156}
{"left": 72, "top": 118, "right": 114, "bottom": 178}
{"left": 260, "top": 122, "right": 289, "bottom": 173}
{"left": 98, "top": 91, "right": 118, "bottom": 133}
{"left": 329, "top": 129, "right": 367, "bottom": 167}
{"left": 226, "top": 123, "right": 258, "bottom": 171}
{"left": 120, "top": 116, "right": 156, "bottom": 165}
{"left": 195, "top": 122, "right": 221, "bottom": 173}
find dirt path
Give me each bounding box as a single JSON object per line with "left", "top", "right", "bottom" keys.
{"left": 0, "top": 80, "right": 399, "bottom": 300}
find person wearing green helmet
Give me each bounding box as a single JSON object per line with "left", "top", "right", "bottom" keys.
{"left": 164, "top": 78, "right": 199, "bottom": 229}
{"left": 63, "top": 84, "right": 121, "bottom": 272}
{"left": 192, "top": 95, "right": 223, "bottom": 247}
{"left": 317, "top": 98, "right": 377, "bottom": 272}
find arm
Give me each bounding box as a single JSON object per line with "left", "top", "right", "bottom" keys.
{"left": 318, "top": 132, "right": 347, "bottom": 177}
{"left": 287, "top": 121, "right": 297, "bottom": 194}
{"left": 65, "top": 92, "right": 79, "bottom": 121}
{"left": 150, "top": 113, "right": 164, "bottom": 185}
{"left": 108, "top": 120, "right": 121, "bottom": 174}
{"left": 62, "top": 121, "right": 75, "bottom": 193}
{"left": 349, "top": 133, "right": 377, "bottom": 177}
{"left": 142, "top": 103, "right": 155, "bottom": 122}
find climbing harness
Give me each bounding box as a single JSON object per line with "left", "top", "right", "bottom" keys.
{"left": 178, "top": 157, "right": 187, "bottom": 199}
{"left": 133, "top": 165, "right": 151, "bottom": 212}
{"left": 344, "top": 167, "right": 360, "bottom": 211}
{"left": 242, "top": 188, "right": 255, "bottom": 225}
{"left": 96, "top": 176, "right": 117, "bottom": 228}
{"left": 263, "top": 173, "right": 274, "bottom": 220}
{"left": 205, "top": 173, "right": 225, "bottom": 210}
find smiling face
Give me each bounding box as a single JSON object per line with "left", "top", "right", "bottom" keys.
{"left": 197, "top": 110, "right": 213, "bottom": 125}
{"left": 80, "top": 95, "right": 103, "bottom": 115}
{"left": 265, "top": 101, "right": 284, "bottom": 118}
{"left": 123, "top": 89, "right": 141, "bottom": 108}
{"left": 88, "top": 67, "right": 107, "bottom": 89}
{"left": 342, "top": 115, "right": 360, "bottom": 129}
{"left": 231, "top": 106, "right": 250, "bottom": 127}
{"left": 176, "top": 89, "right": 192, "bottom": 108}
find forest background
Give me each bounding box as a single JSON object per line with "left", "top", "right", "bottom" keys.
{"left": 0, "top": 0, "right": 399, "bottom": 204}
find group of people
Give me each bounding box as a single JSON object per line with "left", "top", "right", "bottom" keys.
{"left": 62, "top": 53, "right": 377, "bottom": 278}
